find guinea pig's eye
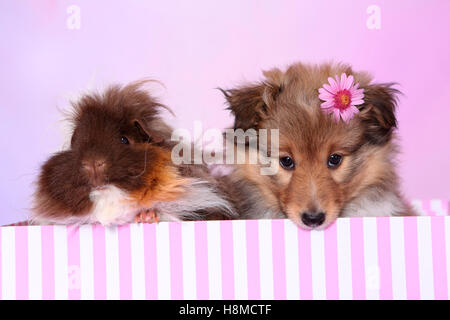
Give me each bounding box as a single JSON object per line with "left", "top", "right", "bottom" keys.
{"left": 280, "top": 156, "right": 295, "bottom": 170}
{"left": 327, "top": 153, "right": 343, "bottom": 168}
{"left": 120, "top": 136, "right": 130, "bottom": 145}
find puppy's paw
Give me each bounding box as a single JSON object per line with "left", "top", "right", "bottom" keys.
{"left": 134, "top": 209, "right": 160, "bottom": 224}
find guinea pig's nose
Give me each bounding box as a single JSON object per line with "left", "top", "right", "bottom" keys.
{"left": 301, "top": 211, "right": 326, "bottom": 228}
{"left": 82, "top": 158, "right": 107, "bottom": 187}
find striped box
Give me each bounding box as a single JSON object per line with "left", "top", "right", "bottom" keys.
{"left": 411, "top": 199, "right": 449, "bottom": 216}
{"left": 0, "top": 200, "right": 449, "bottom": 300}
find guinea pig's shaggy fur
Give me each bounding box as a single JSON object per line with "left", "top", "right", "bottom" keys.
{"left": 32, "top": 81, "right": 237, "bottom": 225}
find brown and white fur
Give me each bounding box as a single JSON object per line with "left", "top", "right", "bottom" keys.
{"left": 32, "top": 81, "right": 237, "bottom": 225}
{"left": 220, "top": 62, "right": 415, "bottom": 230}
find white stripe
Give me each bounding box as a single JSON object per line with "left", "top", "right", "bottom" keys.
{"left": 104, "top": 226, "right": 120, "bottom": 299}
{"left": 284, "top": 220, "right": 300, "bottom": 300}
{"left": 431, "top": 199, "right": 446, "bottom": 216}
{"left": 363, "top": 218, "right": 379, "bottom": 299}
{"left": 79, "top": 225, "right": 94, "bottom": 300}
{"left": 28, "top": 226, "right": 42, "bottom": 299}
{"left": 417, "top": 217, "right": 434, "bottom": 299}
{"left": 259, "top": 220, "right": 274, "bottom": 299}
{"left": 232, "top": 220, "right": 248, "bottom": 299}
{"left": 411, "top": 200, "right": 426, "bottom": 216}
{"left": 310, "top": 230, "right": 326, "bottom": 299}
{"left": 207, "top": 221, "right": 222, "bottom": 299}
{"left": 337, "top": 218, "right": 352, "bottom": 299}
{"left": 181, "top": 222, "right": 197, "bottom": 300}
{"left": 53, "top": 226, "right": 68, "bottom": 299}
{"left": 445, "top": 218, "right": 450, "bottom": 298}
{"left": 390, "top": 217, "right": 407, "bottom": 299}
{"left": 1, "top": 227, "right": 16, "bottom": 299}
{"left": 130, "top": 224, "right": 146, "bottom": 299}
{"left": 156, "top": 222, "right": 171, "bottom": 299}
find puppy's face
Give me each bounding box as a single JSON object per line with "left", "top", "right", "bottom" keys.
{"left": 223, "top": 62, "right": 399, "bottom": 229}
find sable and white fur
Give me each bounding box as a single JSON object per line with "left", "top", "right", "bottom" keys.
{"left": 220, "top": 62, "right": 416, "bottom": 229}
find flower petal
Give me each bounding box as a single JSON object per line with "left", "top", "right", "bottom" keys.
{"left": 342, "top": 108, "right": 355, "bottom": 123}
{"left": 340, "top": 74, "right": 348, "bottom": 90}
{"left": 333, "top": 109, "right": 341, "bottom": 121}
{"left": 318, "top": 88, "right": 335, "bottom": 101}
{"left": 350, "top": 105, "right": 360, "bottom": 114}
{"left": 345, "top": 75, "right": 354, "bottom": 90}
{"left": 335, "top": 75, "right": 342, "bottom": 90}
{"left": 351, "top": 88, "right": 364, "bottom": 96}
{"left": 351, "top": 92, "right": 364, "bottom": 99}
{"left": 328, "top": 77, "right": 338, "bottom": 91}
{"left": 351, "top": 90, "right": 364, "bottom": 99}
{"left": 322, "top": 107, "right": 334, "bottom": 115}
{"left": 319, "top": 87, "right": 333, "bottom": 95}
{"left": 322, "top": 105, "right": 334, "bottom": 113}
{"left": 341, "top": 109, "right": 352, "bottom": 122}
{"left": 321, "top": 100, "right": 335, "bottom": 109}
{"left": 319, "top": 93, "right": 334, "bottom": 101}
{"left": 351, "top": 99, "right": 365, "bottom": 106}
{"left": 351, "top": 96, "right": 364, "bottom": 103}
{"left": 341, "top": 105, "right": 360, "bottom": 123}
{"left": 340, "top": 73, "right": 346, "bottom": 83}
{"left": 323, "top": 84, "right": 336, "bottom": 94}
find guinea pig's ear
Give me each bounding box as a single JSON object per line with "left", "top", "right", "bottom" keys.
{"left": 220, "top": 70, "right": 282, "bottom": 131}
{"left": 134, "top": 119, "right": 165, "bottom": 143}
{"left": 358, "top": 83, "right": 400, "bottom": 145}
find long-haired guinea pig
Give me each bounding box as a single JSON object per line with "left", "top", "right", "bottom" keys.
{"left": 32, "top": 81, "right": 237, "bottom": 225}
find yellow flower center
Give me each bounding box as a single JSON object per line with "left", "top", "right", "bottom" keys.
{"left": 340, "top": 94, "right": 350, "bottom": 106}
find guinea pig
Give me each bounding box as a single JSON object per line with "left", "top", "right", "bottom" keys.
{"left": 32, "top": 81, "right": 237, "bottom": 225}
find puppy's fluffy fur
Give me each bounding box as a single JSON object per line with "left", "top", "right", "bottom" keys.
{"left": 221, "top": 62, "right": 415, "bottom": 229}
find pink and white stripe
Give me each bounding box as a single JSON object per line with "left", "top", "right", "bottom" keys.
{"left": 411, "top": 199, "right": 449, "bottom": 216}
{"left": 0, "top": 215, "right": 449, "bottom": 300}
{"left": 0, "top": 199, "right": 448, "bottom": 300}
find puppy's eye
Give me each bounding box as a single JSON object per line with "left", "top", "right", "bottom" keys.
{"left": 280, "top": 156, "right": 295, "bottom": 170}
{"left": 328, "top": 154, "right": 342, "bottom": 168}
{"left": 120, "top": 136, "right": 130, "bottom": 145}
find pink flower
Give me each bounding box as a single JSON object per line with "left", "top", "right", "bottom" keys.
{"left": 318, "top": 73, "right": 365, "bottom": 123}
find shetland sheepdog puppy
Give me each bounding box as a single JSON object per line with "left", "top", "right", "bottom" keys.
{"left": 220, "top": 62, "right": 415, "bottom": 230}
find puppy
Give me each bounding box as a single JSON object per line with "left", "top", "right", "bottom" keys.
{"left": 221, "top": 62, "right": 415, "bottom": 230}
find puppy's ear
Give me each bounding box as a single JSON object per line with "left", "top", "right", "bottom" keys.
{"left": 220, "top": 68, "right": 283, "bottom": 130}
{"left": 359, "top": 83, "right": 400, "bottom": 145}
{"left": 220, "top": 84, "right": 282, "bottom": 131}
{"left": 219, "top": 84, "right": 267, "bottom": 130}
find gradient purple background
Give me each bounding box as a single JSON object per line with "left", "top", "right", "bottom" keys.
{"left": 1, "top": 0, "right": 449, "bottom": 225}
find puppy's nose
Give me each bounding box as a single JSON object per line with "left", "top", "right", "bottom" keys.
{"left": 82, "top": 159, "right": 107, "bottom": 187}
{"left": 301, "top": 211, "right": 326, "bottom": 228}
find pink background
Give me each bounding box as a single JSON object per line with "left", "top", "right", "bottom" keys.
{"left": 1, "top": 0, "right": 449, "bottom": 225}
